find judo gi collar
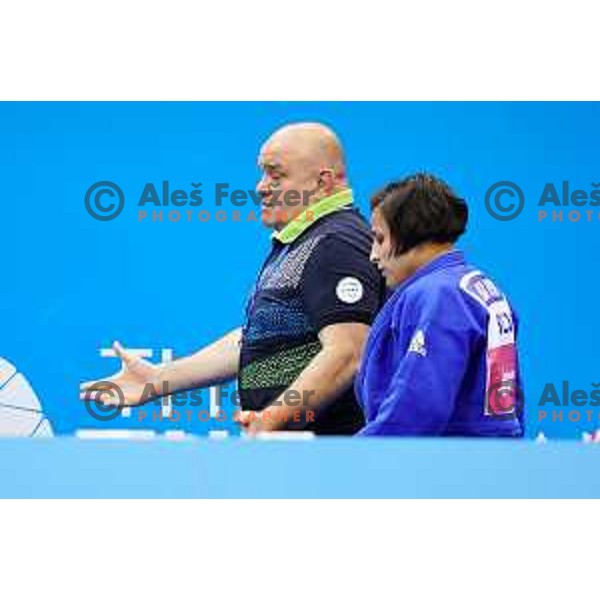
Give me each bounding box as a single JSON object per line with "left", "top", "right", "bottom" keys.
{"left": 272, "top": 188, "right": 354, "bottom": 244}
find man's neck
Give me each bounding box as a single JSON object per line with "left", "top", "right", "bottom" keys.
{"left": 272, "top": 185, "right": 350, "bottom": 232}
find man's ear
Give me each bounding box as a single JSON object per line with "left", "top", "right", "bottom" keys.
{"left": 318, "top": 167, "right": 336, "bottom": 195}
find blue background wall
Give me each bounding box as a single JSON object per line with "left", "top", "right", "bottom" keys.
{"left": 1, "top": 102, "right": 598, "bottom": 438}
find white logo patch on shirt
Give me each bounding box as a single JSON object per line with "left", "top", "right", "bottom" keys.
{"left": 407, "top": 329, "right": 427, "bottom": 357}
{"left": 336, "top": 277, "right": 364, "bottom": 304}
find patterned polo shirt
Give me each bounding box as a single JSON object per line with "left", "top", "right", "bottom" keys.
{"left": 238, "top": 189, "right": 385, "bottom": 434}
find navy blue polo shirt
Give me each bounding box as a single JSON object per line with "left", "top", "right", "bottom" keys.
{"left": 238, "top": 189, "right": 385, "bottom": 434}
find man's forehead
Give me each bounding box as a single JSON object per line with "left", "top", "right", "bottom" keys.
{"left": 258, "top": 142, "right": 289, "bottom": 169}
{"left": 258, "top": 155, "right": 281, "bottom": 169}
{"left": 258, "top": 152, "right": 283, "bottom": 169}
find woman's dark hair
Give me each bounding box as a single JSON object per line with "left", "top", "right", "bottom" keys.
{"left": 371, "top": 173, "right": 468, "bottom": 255}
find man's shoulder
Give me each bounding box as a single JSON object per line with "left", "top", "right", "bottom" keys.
{"left": 305, "top": 208, "right": 372, "bottom": 251}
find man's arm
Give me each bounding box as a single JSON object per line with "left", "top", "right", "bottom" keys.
{"left": 159, "top": 327, "right": 241, "bottom": 392}
{"left": 239, "top": 322, "right": 369, "bottom": 432}
{"left": 80, "top": 327, "right": 242, "bottom": 406}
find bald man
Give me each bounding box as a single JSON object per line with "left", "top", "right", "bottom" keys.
{"left": 81, "top": 123, "right": 384, "bottom": 435}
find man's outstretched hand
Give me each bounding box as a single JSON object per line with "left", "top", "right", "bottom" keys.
{"left": 80, "top": 341, "right": 163, "bottom": 407}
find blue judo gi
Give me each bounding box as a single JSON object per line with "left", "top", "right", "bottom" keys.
{"left": 355, "top": 250, "right": 523, "bottom": 436}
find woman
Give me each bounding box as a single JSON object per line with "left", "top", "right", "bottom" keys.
{"left": 355, "top": 173, "right": 523, "bottom": 436}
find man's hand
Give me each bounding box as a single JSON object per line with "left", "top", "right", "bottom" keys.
{"left": 80, "top": 341, "right": 162, "bottom": 407}
{"left": 79, "top": 327, "right": 241, "bottom": 410}
{"left": 235, "top": 410, "right": 277, "bottom": 436}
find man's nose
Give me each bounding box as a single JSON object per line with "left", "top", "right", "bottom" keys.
{"left": 256, "top": 177, "right": 269, "bottom": 195}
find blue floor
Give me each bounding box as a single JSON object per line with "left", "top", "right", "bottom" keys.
{"left": 1, "top": 437, "right": 599, "bottom": 498}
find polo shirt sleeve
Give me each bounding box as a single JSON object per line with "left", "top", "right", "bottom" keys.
{"left": 299, "top": 235, "right": 383, "bottom": 331}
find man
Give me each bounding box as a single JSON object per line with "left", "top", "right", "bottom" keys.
{"left": 81, "top": 123, "right": 384, "bottom": 435}
{"left": 355, "top": 173, "right": 523, "bottom": 436}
